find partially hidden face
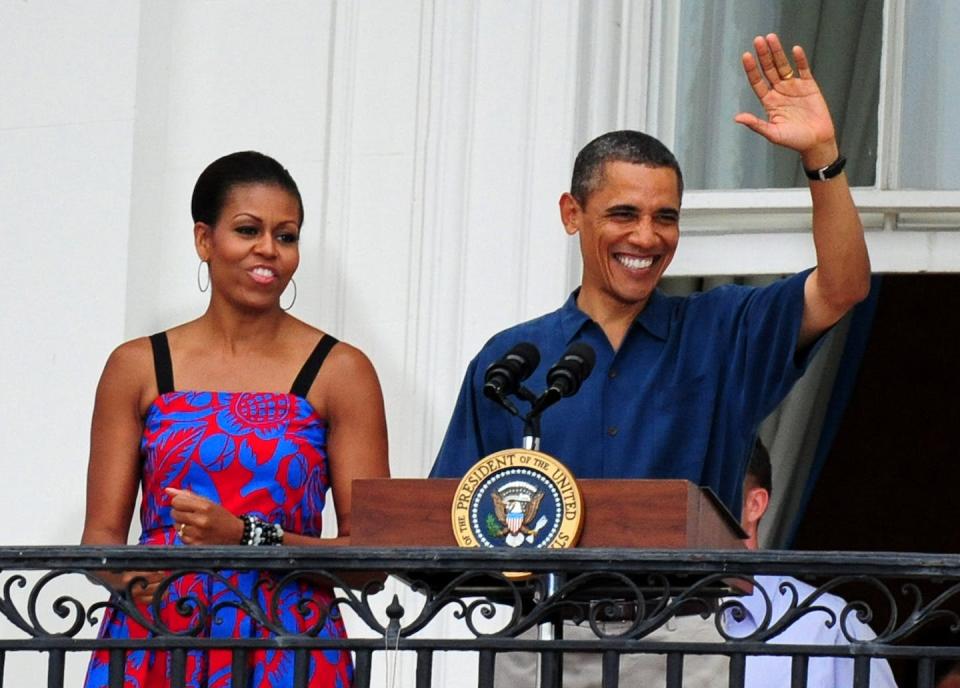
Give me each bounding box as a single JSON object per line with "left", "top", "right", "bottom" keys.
{"left": 565, "top": 161, "right": 681, "bottom": 311}
{"left": 195, "top": 183, "right": 301, "bottom": 311}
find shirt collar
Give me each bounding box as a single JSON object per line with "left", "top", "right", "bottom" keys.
{"left": 559, "top": 288, "right": 672, "bottom": 343}
{"left": 558, "top": 289, "right": 592, "bottom": 342}
{"left": 635, "top": 289, "right": 671, "bottom": 341}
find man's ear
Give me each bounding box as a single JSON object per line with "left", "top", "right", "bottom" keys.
{"left": 741, "top": 486, "right": 770, "bottom": 539}
{"left": 194, "top": 222, "right": 212, "bottom": 261}
{"left": 559, "top": 192, "right": 581, "bottom": 236}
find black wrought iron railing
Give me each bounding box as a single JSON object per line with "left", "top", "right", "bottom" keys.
{"left": 2, "top": 546, "right": 960, "bottom": 687}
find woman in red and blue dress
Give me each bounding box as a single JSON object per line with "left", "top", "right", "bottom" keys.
{"left": 81, "top": 151, "right": 390, "bottom": 687}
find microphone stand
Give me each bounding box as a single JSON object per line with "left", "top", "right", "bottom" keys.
{"left": 514, "top": 396, "right": 561, "bottom": 684}
{"left": 511, "top": 386, "right": 541, "bottom": 451}
{"left": 488, "top": 379, "right": 573, "bottom": 687}
{"left": 522, "top": 414, "right": 541, "bottom": 451}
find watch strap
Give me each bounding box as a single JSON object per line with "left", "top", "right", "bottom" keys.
{"left": 804, "top": 155, "right": 847, "bottom": 182}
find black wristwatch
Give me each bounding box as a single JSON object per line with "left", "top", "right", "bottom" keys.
{"left": 804, "top": 155, "right": 847, "bottom": 182}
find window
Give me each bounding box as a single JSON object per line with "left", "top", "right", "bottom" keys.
{"left": 589, "top": 0, "right": 960, "bottom": 273}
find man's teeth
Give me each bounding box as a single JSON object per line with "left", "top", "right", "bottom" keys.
{"left": 615, "top": 254, "right": 654, "bottom": 270}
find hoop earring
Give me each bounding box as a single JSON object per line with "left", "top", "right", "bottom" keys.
{"left": 197, "top": 259, "right": 210, "bottom": 293}
{"left": 281, "top": 278, "right": 297, "bottom": 311}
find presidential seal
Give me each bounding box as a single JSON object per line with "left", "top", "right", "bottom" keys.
{"left": 451, "top": 449, "right": 583, "bottom": 550}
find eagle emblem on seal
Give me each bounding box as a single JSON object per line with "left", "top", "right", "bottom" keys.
{"left": 489, "top": 480, "right": 549, "bottom": 547}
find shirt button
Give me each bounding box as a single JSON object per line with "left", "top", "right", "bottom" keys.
{"left": 607, "top": 426, "right": 618, "bottom": 437}
{"left": 608, "top": 368, "right": 618, "bottom": 379}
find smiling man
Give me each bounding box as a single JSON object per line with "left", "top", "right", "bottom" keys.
{"left": 429, "top": 34, "right": 870, "bottom": 518}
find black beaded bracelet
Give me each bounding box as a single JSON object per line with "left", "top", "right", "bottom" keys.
{"left": 239, "top": 514, "right": 284, "bottom": 546}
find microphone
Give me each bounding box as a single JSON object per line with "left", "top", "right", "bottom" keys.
{"left": 483, "top": 342, "right": 541, "bottom": 405}
{"left": 530, "top": 342, "right": 596, "bottom": 416}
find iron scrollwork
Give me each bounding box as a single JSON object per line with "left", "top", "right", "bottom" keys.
{"left": 1, "top": 547, "right": 960, "bottom": 655}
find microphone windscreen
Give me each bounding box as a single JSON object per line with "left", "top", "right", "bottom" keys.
{"left": 507, "top": 342, "right": 541, "bottom": 380}
{"left": 565, "top": 341, "right": 595, "bottom": 378}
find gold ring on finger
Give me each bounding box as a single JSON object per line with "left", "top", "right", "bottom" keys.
{"left": 780, "top": 68, "right": 795, "bottom": 80}
{"left": 178, "top": 523, "right": 186, "bottom": 538}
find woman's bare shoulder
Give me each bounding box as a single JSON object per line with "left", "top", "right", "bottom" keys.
{"left": 104, "top": 336, "right": 153, "bottom": 374}
{"left": 325, "top": 338, "right": 376, "bottom": 376}
{"left": 94, "top": 336, "right": 160, "bottom": 415}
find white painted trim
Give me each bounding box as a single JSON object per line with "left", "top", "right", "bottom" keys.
{"left": 878, "top": 0, "right": 906, "bottom": 190}
{"left": 684, "top": 188, "right": 960, "bottom": 212}
{"left": 650, "top": 0, "right": 680, "bottom": 148}
{"left": 670, "top": 229, "right": 960, "bottom": 275}
{"left": 321, "top": 0, "right": 358, "bottom": 336}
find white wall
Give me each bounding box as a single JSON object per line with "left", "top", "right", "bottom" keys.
{"left": 0, "top": 2, "right": 141, "bottom": 683}
{"left": 0, "top": 2, "right": 953, "bottom": 686}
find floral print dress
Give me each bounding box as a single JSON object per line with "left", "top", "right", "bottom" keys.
{"left": 85, "top": 333, "right": 352, "bottom": 688}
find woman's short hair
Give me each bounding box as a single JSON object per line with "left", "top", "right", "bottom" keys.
{"left": 191, "top": 151, "right": 304, "bottom": 226}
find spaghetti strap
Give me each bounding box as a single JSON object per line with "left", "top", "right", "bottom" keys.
{"left": 290, "top": 335, "right": 339, "bottom": 398}
{"left": 149, "top": 332, "right": 175, "bottom": 395}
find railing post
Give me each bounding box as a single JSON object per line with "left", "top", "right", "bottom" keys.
{"left": 46, "top": 649, "right": 64, "bottom": 688}
{"left": 790, "top": 655, "right": 808, "bottom": 687}
{"left": 665, "top": 652, "right": 683, "bottom": 688}
{"left": 728, "top": 653, "right": 745, "bottom": 688}
{"left": 230, "top": 648, "right": 249, "bottom": 688}
{"left": 108, "top": 649, "right": 125, "bottom": 688}
{"left": 478, "top": 650, "right": 496, "bottom": 688}
{"left": 538, "top": 571, "right": 565, "bottom": 688}
{"left": 170, "top": 648, "right": 186, "bottom": 688}
{"left": 601, "top": 649, "right": 620, "bottom": 688}
{"left": 415, "top": 649, "right": 433, "bottom": 688}
{"left": 917, "top": 657, "right": 935, "bottom": 688}
{"left": 354, "top": 650, "right": 373, "bottom": 688}
{"left": 853, "top": 655, "right": 870, "bottom": 688}
{"left": 293, "top": 649, "right": 309, "bottom": 688}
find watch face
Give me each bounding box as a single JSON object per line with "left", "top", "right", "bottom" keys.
{"left": 451, "top": 449, "right": 583, "bottom": 551}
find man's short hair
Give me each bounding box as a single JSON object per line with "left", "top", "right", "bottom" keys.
{"left": 570, "top": 130, "right": 684, "bottom": 206}
{"left": 747, "top": 437, "right": 773, "bottom": 496}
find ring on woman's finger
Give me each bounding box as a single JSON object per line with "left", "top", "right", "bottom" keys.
{"left": 779, "top": 68, "right": 795, "bottom": 80}
{"left": 178, "top": 523, "right": 186, "bottom": 538}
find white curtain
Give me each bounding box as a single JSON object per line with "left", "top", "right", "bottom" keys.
{"left": 899, "top": 1, "right": 960, "bottom": 189}
{"left": 675, "top": 0, "right": 882, "bottom": 189}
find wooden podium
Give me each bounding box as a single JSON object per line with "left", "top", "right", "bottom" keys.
{"left": 352, "top": 478, "right": 745, "bottom": 688}
{"left": 352, "top": 478, "right": 745, "bottom": 549}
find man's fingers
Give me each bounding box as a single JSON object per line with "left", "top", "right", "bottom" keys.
{"left": 766, "top": 33, "right": 796, "bottom": 80}
{"left": 734, "top": 113, "right": 772, "bottom": 140}
{"left": 793, "top": 45, "right": 812, "bottom": 79}
{"left": 753, "top": 35, "right": 781, "bottom": 84}
{"left": 741, "top": 52, "right": 769, "bottom": 99}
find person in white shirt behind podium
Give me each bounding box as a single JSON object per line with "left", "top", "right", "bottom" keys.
{"left": 727, "top": 438, "right": 898, "bottom": 688}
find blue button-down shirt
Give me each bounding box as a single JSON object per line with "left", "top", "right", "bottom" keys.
{"left": 430, "top": 270, "right": 818, "bottom": 516}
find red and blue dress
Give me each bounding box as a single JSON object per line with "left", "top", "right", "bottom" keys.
{"left": 85, "top": 333, "right": 353, "bottom": 688}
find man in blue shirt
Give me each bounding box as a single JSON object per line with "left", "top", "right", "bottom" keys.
{"left": 430, "top": 33, "right": 870, "bottom": 517}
